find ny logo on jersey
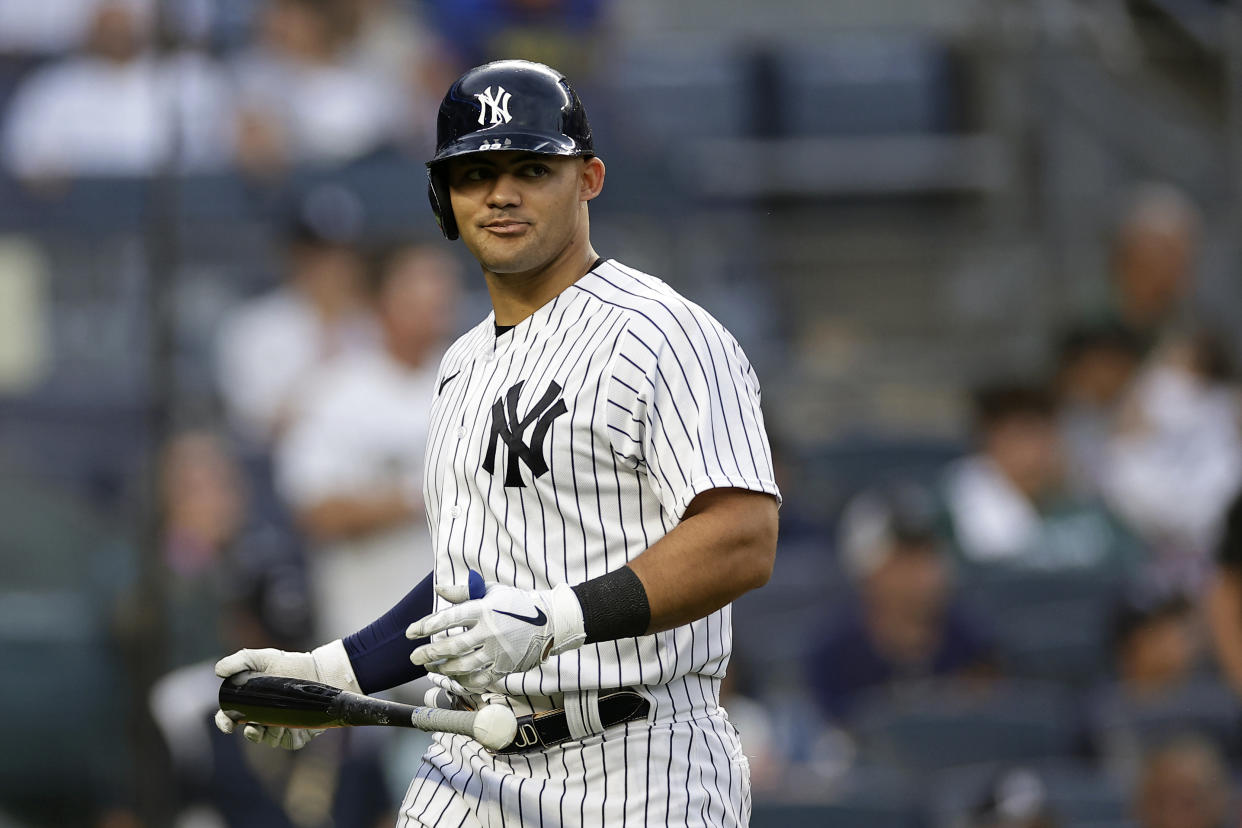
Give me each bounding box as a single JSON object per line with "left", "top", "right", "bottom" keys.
{"left": 484, "top": 380, "right": 567, "bottom": 487}
{"left": 476, "top": 86, "right": 513, "bottom": 126}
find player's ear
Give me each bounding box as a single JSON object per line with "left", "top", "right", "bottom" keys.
{"left": 580, "top": 157, "right": 605, "bottom": 202}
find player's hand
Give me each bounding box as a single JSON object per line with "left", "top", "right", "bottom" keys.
{"left": 213, "top": 641, "right": 361, "bottom": 750}
{"left": 407, "top": 576, "right": 586, "bottom": 693}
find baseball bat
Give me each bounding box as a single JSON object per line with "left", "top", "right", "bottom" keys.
{"left": 218, "top": 672, "right": 517, "bottom": 750}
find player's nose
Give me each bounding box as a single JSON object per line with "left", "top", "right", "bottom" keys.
{"left": 485, "top": 173, "right": 522, "bottom": 209}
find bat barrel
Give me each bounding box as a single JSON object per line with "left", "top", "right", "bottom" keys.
{"left": 220, "top": 673, "right": 349, "bottom": 729}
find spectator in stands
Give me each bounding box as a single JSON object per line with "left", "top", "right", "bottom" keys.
{"left": 1109, "top": 591, "right": 1200, "bottom": 699}
{"left": 1054, "top": 321, "right": 1144, "bottom": 497}
{"left": 158, "top": 429, "right": 312, "bottom": 667}
{"left": 1087, "top": 584, "right": 1232, "bottom": 786}
{"left": 1206, "top": 488, "right": 1242, "bottom": 698}
{"left": 149, "top": 533, "right": 394, "bottom": 828}
{"left": 1102, "top": 331, "right": 1242, "bottom": 591}
{"left": 1132, "top": 736, "right": 1231, "bottom": 828}
{"left": 0, "top": 0, "right": 117, "bottom": 56}
{"left": 230, "top": 0, "right": 413, "bottom": 175}
{"left": 805, "top": 483, "right": 994, "bottom": 721}
{"left": 1, "top": 0, "right": 235, "bottom": 182}
{"left": 940, "top": 382, "right": 1145, "bottom": 575}
{"left": 1106, "top": 183, "right": 1201, "bottom": 356}
{"left": 334, "top": 0, "right": 456, "bottom": 157}
{"left": 214, "top": 183, "right": 380, "bottom": 446}
{"left": 274, "top": 243, "right": 461, "bottom": 639}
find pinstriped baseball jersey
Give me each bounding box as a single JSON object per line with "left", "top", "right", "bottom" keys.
{"left": 422, "top": 259, "right": 780, "bottom": 702}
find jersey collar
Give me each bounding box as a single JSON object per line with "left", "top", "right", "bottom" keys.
{"left": 478, "top": 258, "right": 611, "bottom": 359}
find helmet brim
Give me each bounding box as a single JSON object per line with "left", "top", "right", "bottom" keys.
{"left": 426, "top": 131, "right": 591, "bottom": 167}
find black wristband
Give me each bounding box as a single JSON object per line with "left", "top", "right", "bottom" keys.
{"left": 572, "top": 565, "right": 651, "bottom": 644}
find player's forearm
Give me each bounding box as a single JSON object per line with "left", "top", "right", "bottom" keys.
{"left": 1207, "top": 570, "right": 1242, "bottom": 697}
{"left": 627, "top": 488, "right": 778, "bottom": 634}
{"left": 343, "top": 571, "right": 436, "bottom": 693}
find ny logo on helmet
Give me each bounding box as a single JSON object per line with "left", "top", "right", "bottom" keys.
{"left": 476, "top": 86, "right": 513, "bottom": 126}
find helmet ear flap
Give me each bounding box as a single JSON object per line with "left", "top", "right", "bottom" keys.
{"left": 427, "top": 168, "right": 458, "bottom": 241}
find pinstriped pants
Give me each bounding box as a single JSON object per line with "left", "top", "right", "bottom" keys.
{"left": 397, "top": 711, "right": 752, "bottom": 827}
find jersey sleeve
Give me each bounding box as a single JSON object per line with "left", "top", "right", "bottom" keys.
{"left": 606, "top": 310, "right": 781, "bottom": 521}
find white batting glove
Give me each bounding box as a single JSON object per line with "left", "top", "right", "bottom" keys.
{"left": 213, "top": 640, "right": 361, "bottom": 750}
{"left": 407, "top": 580, "right": 586, "bottom": 693}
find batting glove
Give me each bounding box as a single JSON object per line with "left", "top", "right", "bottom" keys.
{"left": 213, "top": 640, "right": 361, "bottom": 750}
{"left": 407, "top": 577, "right": 586, "bottom": 693}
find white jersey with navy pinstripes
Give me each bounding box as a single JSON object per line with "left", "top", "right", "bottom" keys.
{"left": 421, "top": 258, "right": 780, "bottom": 701}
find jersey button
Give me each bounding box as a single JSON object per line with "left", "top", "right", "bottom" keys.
{"left": 449, "top": 506, "right": 461, "bottom": 519}
{"left": 456, "top": 426, "right": 467, "bottom": 439}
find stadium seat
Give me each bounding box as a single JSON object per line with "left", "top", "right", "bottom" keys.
{"left": 849, "top": 679, "right": 1080, "bottom": 772}
{"left": 751, "top": 765, "right": 921, "bottom": 828}
{"left": 607, "top": 36, "right": 753, "bottom": 145}
{"left": 1086, "top": 678, "right": 1242, "bottom": 760}
{"left": 960, "top": 570, "right": 1125, "bottom": 685}
{"left": 775, "top": 34, "right": 960, "bottom": 137}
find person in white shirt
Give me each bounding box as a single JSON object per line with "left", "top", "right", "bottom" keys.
{"left": 215, "top": 184, "right": 380, "bottom": 445}
{"left": 0, "top": 0, "right": 130, "bottom": 56}
{"left": 1, "top": 0, "right": 234, "bottom": 180}
{"left": 229, "top": 0, "right": 412, "bottom": 174}
{"left": 1103, "top": 334, "right": 1242, "bottom": 590}
{"left": 941, "top": 381, "right": 1144, "bottom": 576}
{"left": 276, "top": 243, "right": 463, "bottom": 639}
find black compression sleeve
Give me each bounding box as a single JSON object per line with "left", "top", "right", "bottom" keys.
{"left": 571, "top": 565, "right": 651, "bottom": 644}
{"left": 343, "top": 571, "right": 434, "bottom": 693}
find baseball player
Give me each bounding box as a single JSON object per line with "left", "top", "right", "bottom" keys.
{"left": 214, "top": 59, "right": 781, "bottom": 827}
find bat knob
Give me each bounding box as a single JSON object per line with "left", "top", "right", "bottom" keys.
{"left": 472, "top": 705, "right": 518, "bottom": 750}
{"left": 226, "top": 670, "right": 258, "bottom": 687}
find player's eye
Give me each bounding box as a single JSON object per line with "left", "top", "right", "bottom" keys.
{"left": 461, "top": 167, "right": 493, "bottom": 182}
{"left": 520, "top": 164, "right": 550, "bottom": 178}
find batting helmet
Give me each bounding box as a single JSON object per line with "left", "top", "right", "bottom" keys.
{"left": 426, "top": 60, "right": 594, "bottom": 240}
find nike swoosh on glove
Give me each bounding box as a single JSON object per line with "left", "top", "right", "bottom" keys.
{"left": 407, "top": 576, "right": 586, "bottom": 694}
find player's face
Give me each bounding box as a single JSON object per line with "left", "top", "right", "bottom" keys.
{"left": 446, "top": 152, "right": 603, "bottom": 275}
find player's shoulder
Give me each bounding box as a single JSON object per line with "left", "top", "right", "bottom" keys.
{"left": 575, "top": 259, "right": 731, "bottom": 345}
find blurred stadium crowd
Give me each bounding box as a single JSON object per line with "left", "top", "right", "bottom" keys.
{"left": 2, "top": 0, "right": 1242, "bottom": 827}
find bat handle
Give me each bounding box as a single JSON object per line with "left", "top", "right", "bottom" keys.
{"left": 411, "top": 708, "right": 477, "bottom": 736}
{"left": 410, "top": 705, "right": 518, "bottom": 750}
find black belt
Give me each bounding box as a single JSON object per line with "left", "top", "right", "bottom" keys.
{"left": 495, "top": 689, "right": 650, "bottom": 755}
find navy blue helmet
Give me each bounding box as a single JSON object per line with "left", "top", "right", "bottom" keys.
{"left": 426, "top": 60, "right": 594, "bottom": 240}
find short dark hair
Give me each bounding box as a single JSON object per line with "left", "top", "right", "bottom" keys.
{"left": 1055, "top": 320, "right": 1145, "bottom": 370}
{"left": 971, "top": 382, "right": 1057, "bottom": 432}
{"left": 1110, "top": 589, "right": 1191, "bottom": 654}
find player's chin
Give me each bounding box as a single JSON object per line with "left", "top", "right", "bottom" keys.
{"left": 473, "top": 240, "right": 544, "bottom": 274}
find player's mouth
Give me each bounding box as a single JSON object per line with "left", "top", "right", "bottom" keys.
{"left": 481, "top": 219, "right": 530, "bottom": 236}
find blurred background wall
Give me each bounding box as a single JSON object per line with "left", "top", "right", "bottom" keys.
{"left": 2, "top": 0, "right": 1242, "bottom": 826}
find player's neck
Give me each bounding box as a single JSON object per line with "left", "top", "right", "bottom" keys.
{"left": 483, "top": 237, "right": 599, "bottom": 327}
